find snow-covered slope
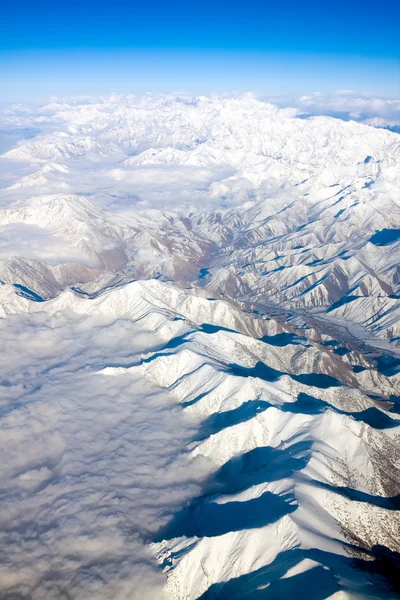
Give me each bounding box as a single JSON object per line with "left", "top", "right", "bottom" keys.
{"left": 1, "top": 94, "right": 399, "bottom": 344}
{"left": 1, "top": 94, "right": 400, "bottom": 598}
{"left": 0, "top": 278, "right": 399, "bottom": 598}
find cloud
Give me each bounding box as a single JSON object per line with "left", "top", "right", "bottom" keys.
{"left": 0, "top": 307, "right": 213, "bottom": 598}
{"left": 291, "top": 90, "right": 400, "bottom": 128}
{"left": 108, "top": 164, "right": 234, "bottom": 210}
{"left": 0, "top": 223, "right": 87, "bottom": 265}
{"left": 0, "top": 92, "right": 398, "bottom": 291}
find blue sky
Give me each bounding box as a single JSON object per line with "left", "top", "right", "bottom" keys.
{"left": 1, "top": 0, "right": 399, "bottom": 100}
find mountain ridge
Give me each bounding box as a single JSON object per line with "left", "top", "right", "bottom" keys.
{"left": 0, "top": 94, "right": 399, "bottom": 598}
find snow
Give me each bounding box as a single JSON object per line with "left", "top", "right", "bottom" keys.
{"left": 0, "top": 94, "right": 399, "bottom": 599}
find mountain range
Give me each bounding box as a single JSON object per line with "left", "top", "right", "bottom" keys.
{"left": 0, "top": 94, "right": 399, "bottom": 599}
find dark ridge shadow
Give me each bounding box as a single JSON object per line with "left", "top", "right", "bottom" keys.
{"left": 287, "top": 392, "right": 326, "bottom": 414}
{"left": 209, "top": 441, "right": 312, "bottom": 496}
{"left": 308, "top": 546, "right": 400, "bottom": 597}
{"left": 357, "top": 545, "right": 400, "bottom": 595}
{"left": 258, "top": 332, "right": 308, "bottom": 346}
{"left": 193, "top": 399, "right": 273, "bottom": 440}
{"left": 140, "top": 323, "right": 309, "bottom": 365}
{"left": 227, "top": 361, "right": 282, "bottom": 383}
{"left": 72, "top": 277, "right": 138, "bottom": 300}
{"left": 292, "top": 370, "right": 343, "bottom": 388}
{"left": 71, "top": 286, "right": 92, "bottom": 297}
{"left": 198, "top": 545, "right": 400, "bottom": 599}
{"left": 369, "top": 229, "right": 400, "bottom": 247}
{"left": 192, "top": 389, "right": 398, "bottom": 446}
{"left": 333, "top": 346, "right": 350, "bottom": 356}
{"left": 298, "top": 273, "right": 328, "bottom": 297}
{"left": 389, "top": 395, "right": 400, "bottom": 415}
{"left": 334, "top": 208, "right": 346, "bottom": 218}
{"left": 292, "top": 392, "right": 399, "bottom": 429}
{"left": 162, "top": 332, "right": 192, "bottom": 349}
{"left": 159, "top": 323, "right": 310, "bottom": 349}
{"left": 227, "top": 361, "right": 343, "bottom": 388}
{"left": 200, "top": 323, "right": 239, "bottom": 335}
{"left": 137, "top": 325, "right": 350, "bottom": 393}
{"left": 142, "top": 340, "right": 345, "bottom": 391}
{"left": 13, "top": 283, "right": 44, "bottom": 302}
{"left": 155, "top": 490, "right": 297, "bottom": 541}
{"left": 198, "top": 548, "right": 304, "bottom": 599}
{"left": 236, "top": 565, "right": 340, "bottom": 600}
{"left": 327, "top": 295, "right": 361, "bottom": 312}
{"left": 376, "top": 355, "right": 400, "bottom": 377}
{"left": 150, "top": 324, "right": 241, "bottom": 350}
{"left": 310, "top": 479, "right": 400, "bottom": 510}
{"left": 261, "top": 265, "right": 286, "bottom": 275}
{"left": 181, "top": 391, "right": 212, "bottom": 408}
{"left": 282, "top": 271, "right": 311, "bottom": 290}
{"left": 198, "top": 267, "right": 210, "bottom": 278}
{"left": 351, "top": 406, "right": 400, "bottom": 429}
{"left": 161, "top": 539, "right": 199, "bottom": 569}
{"left": 198, "top": 549, "right": 340, "bottom": 600}
{"left": 141, "top": 351, "right": 177, "bottom": 364}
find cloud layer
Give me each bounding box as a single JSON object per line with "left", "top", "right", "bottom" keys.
{"left": 291, "top": 90, "right": 400, "bottom": 128}
{"left": 0, "top": 306, "right": 211, "bottom": 598}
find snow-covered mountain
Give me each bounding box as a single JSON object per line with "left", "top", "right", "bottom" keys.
{"left": 1, "top": 94, "right": 399, "bottom": 341}
{"left": 0, "top": 94, "right": 399, "bottom": 598}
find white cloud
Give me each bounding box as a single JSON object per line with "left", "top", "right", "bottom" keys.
{"left": 0, "top": 223, "right": 87, "bottom": 265}
{"left": 0, "top": 308, "right": 213, "bottom": 598}
{"left": 292, "top": 90, "right": 400, "bottom": 127}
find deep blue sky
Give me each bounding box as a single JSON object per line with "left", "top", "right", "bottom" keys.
{"left": 1, "top": 0, "right": 399, "bottom": 100}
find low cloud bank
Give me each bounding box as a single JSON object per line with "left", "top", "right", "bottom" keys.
{"left": 0, "top": 308, "right": 212, "bottom": 598}
{"left": 0, "top": 223, "right": 87, "bottom": 265}
{"left": 1, "top": 91, "right": 399, "bottom": 132}
{"left": 289, "top": 90, "right": 400, "bottom": 129}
